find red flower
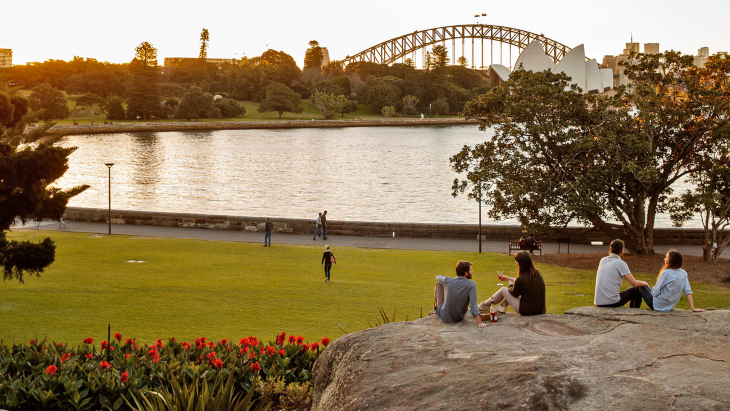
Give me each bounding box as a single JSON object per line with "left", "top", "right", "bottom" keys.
{"left": 147, "top": 347, "right": 160, "bottom": 363}
{"left": 248, "top": 352, "right": 256, "bottom": 360}
{"left": 155, "top": 339, "right": 163, "bottom": 349}
{"left": 125, "top": 338, "right": 134, "bottom": 345}
{"left": 83, "top": 337, "right": 94, "bottom": 344}
{"left": 101, "top": 340, "right": 109, "bottom": 350}
{"left": 219, "top": 338, "right": 227, "bottom": 346}
{"left": 207, "top": 341, "right": 214, "bottom": 349}
{"left": 206, "top": 352, "right": 217, "bottom": 364}
{"left": 30, "top": 339, "right": 37, "bottom": 344}
{"left": 212, "top": 358, "right": 224, "bottom": 368}
{"left": 114, "top": 333, "right": 123, "bottom": 342}
{"left": 99, "top": 361, "right": 111, "bottom": 370}
{"left": 125, "top": 353, "right": 130, "bottom": 359}
{"left": 61, "top": 353, "right": 72, "bottom": 363}
{"left": 277, "top": 349, "right": 286, "bottom": 356}
{"left": 182, "top": 342, "right": 190, "bottom": 350}
{"left": 133, "top": 344, "right": 138, "bottom": 350}
{"left": 170, "top": 337, "right": 176, "bottom": 342}
{"left": 296, "top": 336, "right": 304, "bottom": 345}
{"left": 321, "top": 337, "right": 331, "bottom": 347}
{"left": 249, "top": 362, "right": 261, "bottom": 372}
{"left": 288, "top": 335, "right": 296, "bottom": 344}
{"left": 267, "top": 346, "right": 276, "bottom": 356}
{"left": 56, "top": 342, "right": 63, "bottom": 348}
{"left": 195, "top": 337, "right": 207, "bottom": 349}
{"left": 46, "top": 365, "right": 57, "bottom": 375}
{"left": 120, "top": 371, "right": 128, "bottom": 383}
{"left": 250, "top": 337, "right": 259, "bottom": 347}
{"left": 276, "top": 332, "right": 287, "bottom": 345}
{"left": 310, "top": 342, "right": 320, "bottom": 351}
{"left": 239, "top": 337, "right": 248, "bottom": 346}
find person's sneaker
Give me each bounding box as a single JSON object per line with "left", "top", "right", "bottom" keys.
{"left": 496, "top": 304, "right": 506, "bottom": 314}
{"left": 478, "top": 299, "right": 493, "bottom": 311}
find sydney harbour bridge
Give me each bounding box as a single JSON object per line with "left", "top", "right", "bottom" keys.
{"left": 341, "top": 24, "right": 572, "bottom": 70}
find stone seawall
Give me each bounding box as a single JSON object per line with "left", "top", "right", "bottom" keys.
{"left": 45, "top": 118, "right": 476, "bottom": 136}
{"left": 64, "top": 207, "right": 706, "bottom": 245}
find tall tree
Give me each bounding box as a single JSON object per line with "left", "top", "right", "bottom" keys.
{"left": 303, "top": 40, "right": 324, "bottom": 70}
{"left": 28, "top": 83, "right": 70, "bottom": 122}
{"left": 75, "top": 93, "right": 105, "bottom": 123}
{"left": 257, "top": 82, "right": 301, "bottom": 119}
{"left": 432, "top": 45, "right": 450, "bottom": 68}
{"left": 311, "top": 92, "right": 348, "bottom": 119}
{"left": 126, "top": 42, "right": 161, "bottom": 120}
{"left": 452, "top": 52, "right": 730, "bottom": 254}
{"left": 199, "top": 28, "right": 210, "bottom": 59}
{"left": 0, "top": 90, "right": 89, "bottom": 282}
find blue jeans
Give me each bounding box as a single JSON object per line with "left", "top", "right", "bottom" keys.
{"left": 313, "top": 227, "right": 324, "bottom": 239}
{"left": 264, "top": 231, "right": 271, "bottom": 246}
{"left": 324, "top": 263, "right": 332, "bottom": 280}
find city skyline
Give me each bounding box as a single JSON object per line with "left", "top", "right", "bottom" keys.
{"left": 2, "top": 0, "right": 729, "bottom": 67}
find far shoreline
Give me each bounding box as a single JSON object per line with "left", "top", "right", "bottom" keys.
{"left": 44, "top": 117, "right": 478, "bottom": 136}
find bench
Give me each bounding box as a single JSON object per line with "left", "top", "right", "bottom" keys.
{"left": 508, "top": 240, "right": 542, "bottom": 256}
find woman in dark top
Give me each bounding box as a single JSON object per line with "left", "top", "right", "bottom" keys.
{"left": 321, "top": 245, "right": 336, "bottom": 282}
{"left": 478, "top": 251, "right": 546, "bottom": 315}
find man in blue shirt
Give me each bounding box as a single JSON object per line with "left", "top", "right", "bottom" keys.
{"left": 434, "top": 260, "right": 487, "bottom": 328}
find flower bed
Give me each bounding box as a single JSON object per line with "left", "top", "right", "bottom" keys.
{"left": 0, "top": 332, "right": 329, "bottom": 410}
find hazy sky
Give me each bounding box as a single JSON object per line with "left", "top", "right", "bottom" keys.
{"left": 3, "top": 0, "right": 728, "bottom": 67}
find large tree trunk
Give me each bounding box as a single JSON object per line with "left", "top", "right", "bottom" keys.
{"left": 587, "top": 216, "right": 654, "bottom": 255}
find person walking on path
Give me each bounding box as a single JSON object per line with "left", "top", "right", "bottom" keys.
{"left": 321, "top": 210, "right": 329, "bottom": 240}
{"left": 650, "top": 250, "right": 704, "bottom": 312}
{"left": 433, "top": 260, "right": 487, "bottom": 328}
{"left": 594, "top": 239, "right": 653, "bottom": 308}
{"left": 263, "top": 217, "right": 273, "bottom": 246}
{"left": 313, "top": 213, "right": 324, "bottom": 240}
{"left": 479, "top": 251, "right": 546, "bottom": 316}
{"left": 321, "top": 245, "right": 336, "bottom": 281}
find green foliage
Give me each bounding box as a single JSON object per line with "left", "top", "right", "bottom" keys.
{"left": 260, "top": 49, "right": 301, "bottom": 86}
{"left": 106, "top": 96, "right": 126, "bottom": 120}
{"left": 454, "top": 52, "right": 730, "bottom": 254}
{"left": 381, "top": 105, "right": 395, "bottom": 117}
{"left": 257, "top": 83, "right": 301, "bottom": 119}
{"left": 402, "top": 105, "right": 417, "bottom": 116}
{"left": 311, "top": 92, "right": 348, "bottom": 119}
{"left": 340, "top": 100, "right": 358, "bottom": 117}
{"left": 457, "top": 56, "right": 468, "bottom": 67}
{"left": 432, "top": 98, "right": 449, "bottom": 116}
{"left": 359, "top": 79, "right": 401, "bottom": 111}
{"left": 215, "top": 97, "right": 246, "bottom": 118}
{"left": 431, "top": 45, "right": 449, "bottom": 68}
{"left": 199, "top": 28, "right": 210, "bottom": 60}
{"left": 0, "top": 333, "right": 326, "bottom": 410}
{"left": 127, "top": 42, "right": 162, "bottom": 120}
{"left": 29, "top": 83, "right": 70, "bottom": 122}
{"left": 303, "top": 40, "right": 323, "bottom": 70}
{"left": 175, "top": 86, "right": 219, "bottom": 120}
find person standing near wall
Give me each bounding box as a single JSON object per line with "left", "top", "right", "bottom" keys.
{"left": 263, "top": 217, "right": 273, "bottom": 247}
{"left": 313, "top": 213, "right": 324, "bottom": 240}
{"left": 321, "top": 210, "right": 329, "bottom": 240}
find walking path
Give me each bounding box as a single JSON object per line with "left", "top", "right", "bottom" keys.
{"left": 15, "top": 220, "right": 705, "bottom": 256}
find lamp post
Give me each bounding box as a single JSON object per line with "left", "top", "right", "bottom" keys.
{"left": 105, "top": 163, "right": 114, "bottom": 235}
{"left": 478, "top": 184, "right": 482, "bottom": 253}
{"left": 429, "top": 103, "right": 432, "bottom": 118}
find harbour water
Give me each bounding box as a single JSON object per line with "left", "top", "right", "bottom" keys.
{"left": 55, "top": 125, "right": 697, "bottom": 227}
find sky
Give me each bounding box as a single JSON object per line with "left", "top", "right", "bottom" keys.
{"left": 2, "top": 0, "right": 729, "bottom": 67}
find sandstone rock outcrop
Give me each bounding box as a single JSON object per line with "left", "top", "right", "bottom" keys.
{"left": 312, "top": 307, "right": 730, "bottom": 410}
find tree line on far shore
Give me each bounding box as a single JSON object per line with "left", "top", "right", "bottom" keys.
{"left": 0, "top": 37, "right": 491, "bottom": 123}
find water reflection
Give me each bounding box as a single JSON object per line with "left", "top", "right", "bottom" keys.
{"left": 54, "top": 126, "right": 699, "bottom": 227}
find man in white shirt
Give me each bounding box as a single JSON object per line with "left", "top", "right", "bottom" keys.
{"left": 594, "top": 239, "right": 652, "bottom": 308}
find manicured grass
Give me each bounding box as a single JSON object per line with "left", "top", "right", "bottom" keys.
{"left": 4, "top": 231, "right": 728, "bottom": 345}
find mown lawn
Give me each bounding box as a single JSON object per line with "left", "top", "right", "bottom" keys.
{"left": 3, "top": 231, "right": 729, "bottom": 345}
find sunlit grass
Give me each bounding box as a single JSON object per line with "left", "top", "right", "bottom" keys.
{"left": 5, "top": 230, "right": 726, "bottom": 345}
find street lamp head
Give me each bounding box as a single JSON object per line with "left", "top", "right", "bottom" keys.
{"left": 105, "top": 163, "right": 114, "bottom": 169}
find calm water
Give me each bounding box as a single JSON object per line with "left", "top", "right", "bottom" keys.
{"left": 55, "top": 126, "right": 696, "bottom": 227}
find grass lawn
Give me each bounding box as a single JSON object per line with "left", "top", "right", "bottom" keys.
{"left": 4, "top": 231, "right": 728, "bottom": 345}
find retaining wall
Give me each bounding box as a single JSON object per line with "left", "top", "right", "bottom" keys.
{"left": 64, "top": 207, "right": 707, "bottom": 245}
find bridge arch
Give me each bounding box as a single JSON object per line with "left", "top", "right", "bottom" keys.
{"left": 342, "top": 24, "right": 572, "bottom": 69}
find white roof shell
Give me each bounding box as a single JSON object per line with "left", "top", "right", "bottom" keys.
{"left": 585, "top": 59, "right": 602, "bottom": 93}
{"left": 555, "top": 45, "right": 587, "bottom": 93}
{"left": 599, "top": 68, "right": 613, "bottom": 91}
{"left": 489, "top": 64, "right": 512, "bottom": 81}
{"left": 513, "top": 41, "right": 556, "bottom": 72}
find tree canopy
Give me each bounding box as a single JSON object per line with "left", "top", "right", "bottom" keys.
{"left": 257, "top": 82, "right": 301, "bottom": 118}
{"left": 303, "top": 40, "right": 323, "bottom": 70}
{"left": 452, "top": 51, "right": 730, "bottom": 254}
{"left": 28, "top": 83, "right": 70, "bottom": 122}
{"left": 0, "top": 89, "right": 89, "bottom": 282}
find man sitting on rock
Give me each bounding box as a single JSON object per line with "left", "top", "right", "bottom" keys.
{"left": 594, "top": 239, "right": 652, "bottom": 308}
{"left": 433, "top": 260, "right": 487, "bottom": 328}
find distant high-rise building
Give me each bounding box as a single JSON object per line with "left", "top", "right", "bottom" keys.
{"left": 694, "top": 47, "right": 711, "bottom": 68}
{"left": 0, "top": 49, "right": 12, "bottom": 68}
{"left": 623, "top": 42, "right": 640, "bottom": 55}
{"left": 644, "top": 43, "right": 660, "bottom": 55}
{"left": 320, "top": 47, "right": 330, "bottom": 67}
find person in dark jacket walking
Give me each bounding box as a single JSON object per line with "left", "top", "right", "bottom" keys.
{"left": 263, "top": 217, "right": 273, "bottom": 246}
{"left": 321, "top": 245, "right": 336, "bottom": 282}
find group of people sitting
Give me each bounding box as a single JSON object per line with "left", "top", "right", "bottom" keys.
{"left": 433, "top": 239, "right": 703, "bottom": 327}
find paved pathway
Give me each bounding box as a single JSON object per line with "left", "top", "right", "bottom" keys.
{"left": 15, "top": 220, "right": 706, "bottom": 256}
